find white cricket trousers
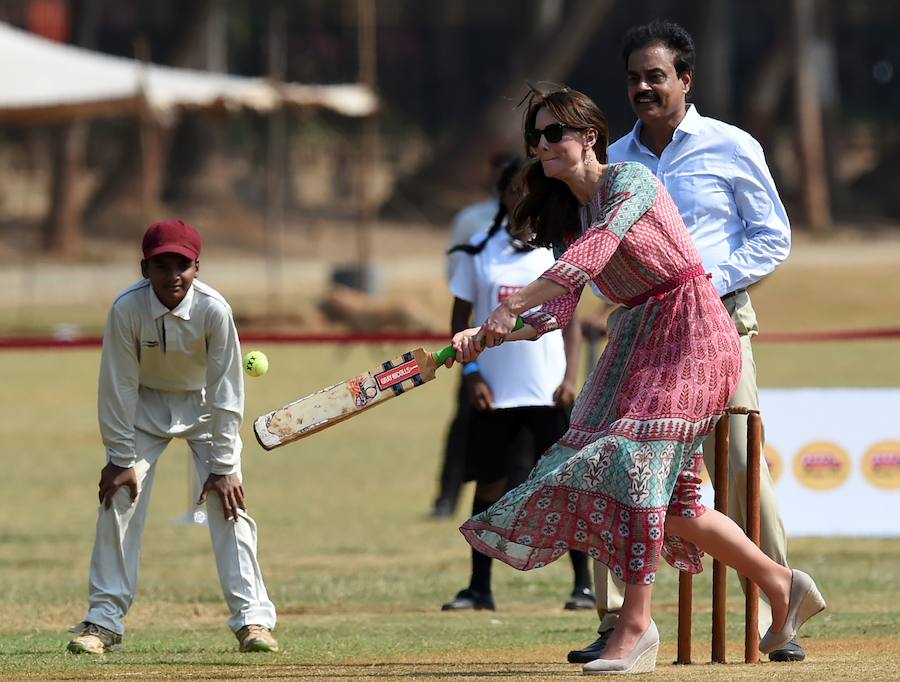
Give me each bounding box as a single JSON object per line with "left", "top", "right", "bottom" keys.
{"left": 84, "top": 402, "right": 276, "bottom": 636}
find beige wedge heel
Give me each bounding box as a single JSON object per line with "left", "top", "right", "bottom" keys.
{"left": 759, "top": 569, "right": 827, "bottom": 654}
{"left": 582, "top": 620, "right": 659, "bottom": 675}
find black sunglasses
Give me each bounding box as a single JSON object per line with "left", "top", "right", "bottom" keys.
{"left": 525, "top": 123, "right": 581, "bottom": 148}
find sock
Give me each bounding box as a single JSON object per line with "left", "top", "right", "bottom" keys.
{"left": 469, "top": 496, "right": 494, "bottom": 594}
{"left": 569, "top": 550, "right": 592, "bottom": 592}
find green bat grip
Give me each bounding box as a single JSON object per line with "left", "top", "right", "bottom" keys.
{"left": 432, "top": 316, "right": 525, "bottom": 366}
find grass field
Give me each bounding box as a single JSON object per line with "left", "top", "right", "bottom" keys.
{"left": 1, "top": 340, "right": 899, "bottom": 681}
{"left": 1, "top": 229, "right": 899, "bottom": 679}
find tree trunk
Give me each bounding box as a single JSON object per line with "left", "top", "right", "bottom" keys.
{"left": 42, "top": 122, "right": 87, "bottom": 257}
{"left": 742, "top": 32, "right": 791, "bottom": 150}
{"left": 386, "top": 0, "right": 615, "bottom": 220}
{"left": 265, "top": 0, "right": 288, "bottom": 316}
{"left": 792, "top": 0, "right": 832, "bottom": 231}
{"left": 162, "top": 0, "right": 226, "bottom": 204}
{"left": 85, "top": 1, "right": 219, "bottom": 219}
{"left": 698, "top": 0, "right": 732, "bottom": 120}
{"left": 482, "top": 0, "right": 615, "bottom": 152}
{"left": 814, "top": 1, "right": 842, "bottom": 213}
{"left": 40, "top": 0, "right": 100, "bottom": 257}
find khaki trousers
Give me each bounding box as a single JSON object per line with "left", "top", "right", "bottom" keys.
{"left": 592, "top": 291, "right": 788, "bottom": 636}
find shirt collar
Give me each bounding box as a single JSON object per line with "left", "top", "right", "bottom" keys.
{"left": 148, "top": 281, "right": 194, "bottom": 320}
{"left": 677, "top": 103, "right": 702, "bottom": 135}
{"left": 626, "top": 103, "right": 703, "bottom": 154}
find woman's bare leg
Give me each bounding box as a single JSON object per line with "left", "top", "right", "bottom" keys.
{"left": 598, "top": 582, "right": 653, "bottom": 659}
{"left": 666, "top": 508, "right": 793, "bottom": 632}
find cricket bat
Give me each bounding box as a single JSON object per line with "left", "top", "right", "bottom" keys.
{"left": 253, "top": 318, "right": 523, "bottom": 451}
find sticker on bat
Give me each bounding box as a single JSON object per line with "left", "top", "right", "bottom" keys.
{"left": 348, "top": 376, "right": 378, "bottom": 407}
{"left": 374, "top": 359, "right": 420, "bottom": 391}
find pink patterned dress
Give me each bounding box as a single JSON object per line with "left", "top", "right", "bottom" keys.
{"left": 460, "top": 162, "right": 742, "bottom": 585}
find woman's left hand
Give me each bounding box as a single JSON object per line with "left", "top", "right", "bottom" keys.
{"left": 481, "top": 301, "right": 519, "bottom": 348}
{"left": 451, "top": 327, "right": 484, "bottom": 364}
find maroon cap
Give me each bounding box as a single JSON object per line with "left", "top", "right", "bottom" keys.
{"left": 142, "top": 219, "right": 202, "bottom": 260}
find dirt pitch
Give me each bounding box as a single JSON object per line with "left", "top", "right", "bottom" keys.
{"left": 5, "top": 639, "right": 899, "bottom": 680}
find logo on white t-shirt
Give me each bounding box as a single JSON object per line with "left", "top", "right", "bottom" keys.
{"left": 498, "top": 284, "right": 523, "bottom": 302}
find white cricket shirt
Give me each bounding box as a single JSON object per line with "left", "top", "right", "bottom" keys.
{"left": 449, "top": 227, "right": 566, "bottom": 409}
{"left": 98, "top": 279, "right": 244, "bottom": 474}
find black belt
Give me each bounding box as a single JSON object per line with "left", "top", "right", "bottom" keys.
{"left": 721, "top": 288, "right": 746, "bottom": 302}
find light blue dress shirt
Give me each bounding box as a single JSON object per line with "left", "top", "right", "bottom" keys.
{"left": 607, "top": 104, "right": 791, "bottom": 296}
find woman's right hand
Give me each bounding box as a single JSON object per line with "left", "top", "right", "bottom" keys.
{"left": 481, "top": 300, "right": 519, "bottom": 348}
{"left": 452, "top": 326, "right": 484, "bottom": 363}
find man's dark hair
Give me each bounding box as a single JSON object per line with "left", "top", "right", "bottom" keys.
{"left": 621, "top": 20, "right": 695, "bottom": 76}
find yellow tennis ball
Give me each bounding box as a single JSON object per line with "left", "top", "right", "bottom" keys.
{"left": 243, "top": 350, "right": 269, "bottom": 377}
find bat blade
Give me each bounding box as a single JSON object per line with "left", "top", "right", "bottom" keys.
{"left": 253, "top": 347, "right": 441, "bottom": 451}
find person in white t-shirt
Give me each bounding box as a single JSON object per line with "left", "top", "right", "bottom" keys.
{"left": 440, "top": 159, "right": 595, "bottom": 612}
{"left": 434, "top": 154, "right": 516, "bottom": 519}
{"left": 444, "top": 153, "right": 517, "bottom": 281}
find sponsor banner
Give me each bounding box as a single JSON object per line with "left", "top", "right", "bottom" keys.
{"left": 699, "top": 389, "right": 900, "bottom": 537}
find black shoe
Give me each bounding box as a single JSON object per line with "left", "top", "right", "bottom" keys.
{"left": 768, "top": 638, "right": 806, "bottom": 662}
{"left": 431, "top": 498, "right": 455, "bottom": 518}
{"left": 566, "top": 629, "right": 613, "bottom": 663}
{"left": 564, "top": 587, "right": 596, "bottom": 610}
{"left": 441, "top": 588, "right": 495, "bottom": 611}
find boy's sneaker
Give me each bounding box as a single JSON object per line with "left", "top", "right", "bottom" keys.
{"left": 236, "top": 624, "right": 279, "bottom": 652}
{"left": 66, "top": 621, "right": 122, "bottom": 654}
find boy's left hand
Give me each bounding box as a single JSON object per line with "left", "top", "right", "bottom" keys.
{"left": 198, "top": 473, "right": 246, "bottom": 522}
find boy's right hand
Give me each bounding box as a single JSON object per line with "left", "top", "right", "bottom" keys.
{"left": 98, "top": 462, "right": 139, "bottom": 508}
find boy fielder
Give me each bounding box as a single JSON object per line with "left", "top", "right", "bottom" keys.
{"left": 67, "top": 219, "right": 278, "bottom": 654}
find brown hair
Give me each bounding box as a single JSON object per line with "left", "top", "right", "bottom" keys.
{"left": 511, "top": 84, "right": 609, "bottom": 249}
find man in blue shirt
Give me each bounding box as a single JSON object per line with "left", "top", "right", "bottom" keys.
{"left": 568, "top": 20, "right": 803, "bottom": 664}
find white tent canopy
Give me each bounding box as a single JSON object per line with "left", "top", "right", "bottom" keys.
{"left": 0, "top": 22, "right": 377, "bottom": 123}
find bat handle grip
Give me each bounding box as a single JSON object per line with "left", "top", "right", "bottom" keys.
{"left": 432, "top": 317, "right": 525, "bottom": 366}
{"left": 432, "top": 344, "right": 457, "bottom": 366}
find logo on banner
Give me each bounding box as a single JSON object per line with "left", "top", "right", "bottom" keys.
{"left": 765, "top": 445, "right": 783, "bottom": 483}
{"left": 793, "top": 441, "right": 851, "bottom": 491}
{"left": 861, "top": 441, "right": 900, "bottom": 490}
